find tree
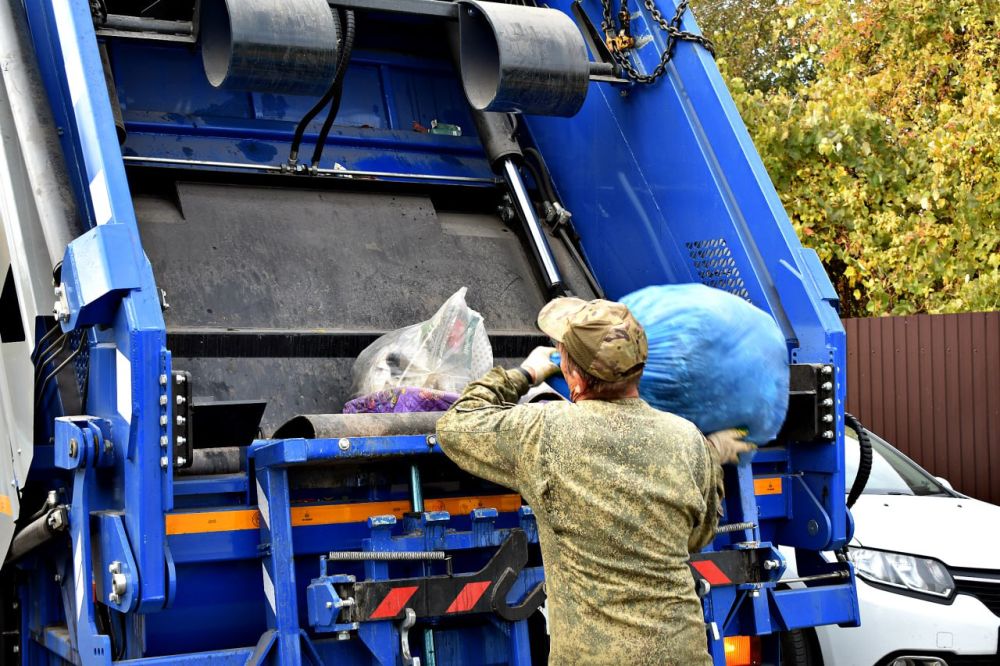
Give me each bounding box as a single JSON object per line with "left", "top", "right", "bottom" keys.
{"left": 692, "top": 0, "right": 1000, "bottom": 315}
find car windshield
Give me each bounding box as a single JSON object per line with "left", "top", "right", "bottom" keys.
{"left": 844, "top": 429, "right": 952, "bottom": 497}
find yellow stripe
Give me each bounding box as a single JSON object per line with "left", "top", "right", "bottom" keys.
{"left": 753, "top": 477, "right": 783, "bottom": 496}
{"left": 165, "top": 494, "right": 522, "bottom": 535}
{"left": 0, "top": 495, "right": 11, "bottom": 517}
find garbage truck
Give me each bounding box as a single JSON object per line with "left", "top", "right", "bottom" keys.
{"left": 0, "top": 0, "right": 860, "bottom": 663}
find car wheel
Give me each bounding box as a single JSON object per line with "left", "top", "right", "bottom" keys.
{"left": 780, "top": 629, "right": 822, "bottom": 666}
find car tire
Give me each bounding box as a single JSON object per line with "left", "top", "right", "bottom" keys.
{"left": 780, "top": 629, "right": 822, "bottom": 666}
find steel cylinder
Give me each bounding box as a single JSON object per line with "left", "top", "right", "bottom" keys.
{"left": 458, "top": 0, "right": 589, "bottom": 117}
{"left": 200, "top": 0, "right": 340, "bottom": 96}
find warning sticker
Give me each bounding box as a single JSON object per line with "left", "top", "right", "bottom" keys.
{"left": 753, "top": 477, "right": 783, "bottom": 495}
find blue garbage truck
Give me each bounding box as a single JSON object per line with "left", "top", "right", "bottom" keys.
{"left": 0, "top": 0, "right": 859, "bottom": 663}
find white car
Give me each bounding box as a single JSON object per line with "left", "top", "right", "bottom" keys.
{"left": 787, "top": 429, "right": 1000, "bottom": 665}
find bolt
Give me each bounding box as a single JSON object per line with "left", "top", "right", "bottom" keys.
{"left": 326, "top": 601, "right": 334, "bottom": 609}
{"left": 822, "top": 414, "right": 833, "bottom": 423}
{"left": 176, "top": 415, "right": 186, "bottom": 426}
{"left": 176, "top": 395, "right": 186, "bottom": 405}
{"left": 822, "top": 430, "right": 834, "bottom": 439}
{"left": 69, "top": 438, "right": 78, "bottom": 457}
{"left": 109, "top": 561, "right": 121, "bottom": 574}
{"left": 176, "top": 374, "right": 186, "bottom": 384}
{"left": 159, "top": 395, "right": 168, "bottom": 406}
{"left": 822, "top": 398, "right": 833, "bottom": 407}
{"left": 104, "top": 439, "right": 113, "bottom": 453}
{"left": 619, "top": 88, "right": 629, "bottom": 98}
{"left": 54, "top": 574, "right": 62, "bottom": 583}
{"left": 12, "top": 645, "right": 18, "bottom": 654}
{"left": 763, "top": 559, "right": 780, "bottom": 570}
{"left": 160, "top": 415, "right": 168, "bottom": 426}
{"left": 336, "top": 631, "right": 350, "bottom": 641}
{"left": 426, "top": 434, "right": 438, "bottom": 447}
{"left": 47, "top": 511, "right": 64, "bottom": 530}
{"left": 821, "top": 365, "right": 833, "bottom": 375}
{"left": 159, "top": 373, "right": 168, "bottom": 386}
{"left": 751, "top": 589, "right": 760, "bottom": 598}
{"left": 160, "top": 436, "right": 168, "bottom": 446}
{"left": 176, "top": 436, "right": 187, "bottom": 446}
{"left": 108, "top": 592, "right": 118, "bottom": 604}
{"left": 338, "top": 438, "right": 350, "bottom": 451}
{"left": 111, "top": 572, "right": 127, "bottom": 596}
{"left": 176, "top": 456, "right": 187, "bottom": 466}
{"left": 821, "top": 382, "right": 833, "bottom": 391}
{"left": 160, "top": 456, "right": 169, "bottom": 469}
{"left": 807, "top": 519, "right": 819, "bottom": 536}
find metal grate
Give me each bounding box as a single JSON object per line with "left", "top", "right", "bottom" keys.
{"left": 953, "top": 572, "right": 1000, "bottom": 617}
{"left": 70, "top": 331, "right": 89, "bottom": 397}
{"left": 685, "top": 238, "right": 750, "bottom": 299}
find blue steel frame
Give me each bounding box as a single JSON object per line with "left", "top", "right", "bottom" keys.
{"left": 12, "top": 0, "right": 859, "bottom": 663}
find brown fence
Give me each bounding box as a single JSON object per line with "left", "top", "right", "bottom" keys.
{"left": 843, "top": 312, "right": 1000, "bottom": 505}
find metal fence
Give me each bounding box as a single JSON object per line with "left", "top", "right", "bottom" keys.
{"left": 843, "top": 312, "right": 1000, "bottom": 505}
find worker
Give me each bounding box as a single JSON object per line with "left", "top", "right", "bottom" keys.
{"left": 435, "top": 297, "right": 753, "bottom": 665}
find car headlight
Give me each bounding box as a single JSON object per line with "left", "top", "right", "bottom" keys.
{"left": 848, "top": 547, "right": 954, "bottom": 598}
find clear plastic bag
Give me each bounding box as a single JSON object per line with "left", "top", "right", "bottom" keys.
{"left": 350, "top": 288, "right": 494, "bottom": 397}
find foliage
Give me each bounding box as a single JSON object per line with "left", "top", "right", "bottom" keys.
{"left": 692, "top": 0, "right": 1000, "bottom": 315}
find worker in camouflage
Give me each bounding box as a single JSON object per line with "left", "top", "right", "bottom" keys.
{"left": 436, "top": 297, "right": 751, "bottom": 665}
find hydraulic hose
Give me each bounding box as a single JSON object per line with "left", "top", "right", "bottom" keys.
{"left": 844, "top": 412, "right": 872, "bottom": 510}
{"left": 310, "top": 9, "right": 356, "bottom": 168}
{"left": 287, "top": 9, "right": 345, "bottom": 164}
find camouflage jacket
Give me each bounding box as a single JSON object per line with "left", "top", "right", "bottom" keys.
{"left": 436, "top": 367, "right": 724, "bottom": 665}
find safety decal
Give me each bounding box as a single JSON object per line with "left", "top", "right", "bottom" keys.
{"left": 753, "top": 477, "right": 783, "bottom": 495}
{"left": 369, "top": 586, "right": 419, "bottom": 619}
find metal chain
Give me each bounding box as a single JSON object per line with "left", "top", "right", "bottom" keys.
{"left": 601, "top": 0, "right": 716, "bottom": 84}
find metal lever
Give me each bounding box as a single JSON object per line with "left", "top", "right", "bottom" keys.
{"left": 399, "top": 608, "right": 421, "bottom": 666}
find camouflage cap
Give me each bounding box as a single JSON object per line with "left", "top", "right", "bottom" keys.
{"left": 537, "top": 297, "right": 648, "bottom": 382}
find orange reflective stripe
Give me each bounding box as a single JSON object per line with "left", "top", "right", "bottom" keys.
{"left": 0, "top": 495, "right": 11, "bottom": 516}
{"left": 165, "top": 494, "right": 522, "bottom": 535}
{"left": 753, "top": 477, "right": 783, "bottom": 496}
{"left": 165, "top": 509, "right": 259, "bottom": 535}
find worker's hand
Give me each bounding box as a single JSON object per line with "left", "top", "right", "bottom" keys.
{"left": 706, "top": 429, "right": 756, "bottom": 465}
{"left": 520, "top": 346, "right": 560, "bottom": 386}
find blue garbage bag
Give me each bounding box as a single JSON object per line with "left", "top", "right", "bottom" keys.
{"left": 620, "top": 284, "right": 789, "bottom": 444}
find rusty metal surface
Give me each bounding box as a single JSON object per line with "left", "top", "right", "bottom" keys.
{"left": 844, "top": 312, "right": 1000, "bottom": 505}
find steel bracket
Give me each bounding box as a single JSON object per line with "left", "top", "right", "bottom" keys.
{"left": 95, "top": 513, "right": 139, "bottom": 612}
{"left": 53, "top": 416, "right": 113, "bottom": 469}
{"left": 57, "top": 224, "right": 142, "bottom": 332}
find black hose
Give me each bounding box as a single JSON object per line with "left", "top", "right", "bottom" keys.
{"left": 35, "top": 346, "right": 81, "bottom": 409}
{"left": 523, "top": 147, "right": 560, "bottom": 204}
{"left": 31, "top": 323, "right": 60, "bottom": 363}
{"left": 310, "top": 9, "right": 356, "bottom": 168}
{"left": 845, "top": 412, "right": 872, "bottom": 510}
{"left": 520, "top": 159, "right": 550, "bottom": 206}
{"left": 287, "top": 9, "right": 345, "bottom": 164}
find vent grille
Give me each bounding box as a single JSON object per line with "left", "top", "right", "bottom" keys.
{"left": 685, "top": 239, "right": 750, "bottom": 300}
{"left": 953, "top": 571, "right": 1000, "bottom": 617}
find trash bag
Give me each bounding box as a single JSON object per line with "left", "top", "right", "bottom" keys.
{"left": 620, "top": 284, "right": 789, "bottom": 444}
{"left": 349, "top": 287, "right": 493, "bottom": 398}
{"left": 343, "top": 387, "right": 459, "bottom": 414}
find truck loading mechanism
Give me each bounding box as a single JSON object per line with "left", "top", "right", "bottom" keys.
{"left": 0, "top": 0, "right": 858, "bottom": 664}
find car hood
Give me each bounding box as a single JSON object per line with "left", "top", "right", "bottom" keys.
{"left": 851, "top": 494, "right": 1000, "bottom": 569}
